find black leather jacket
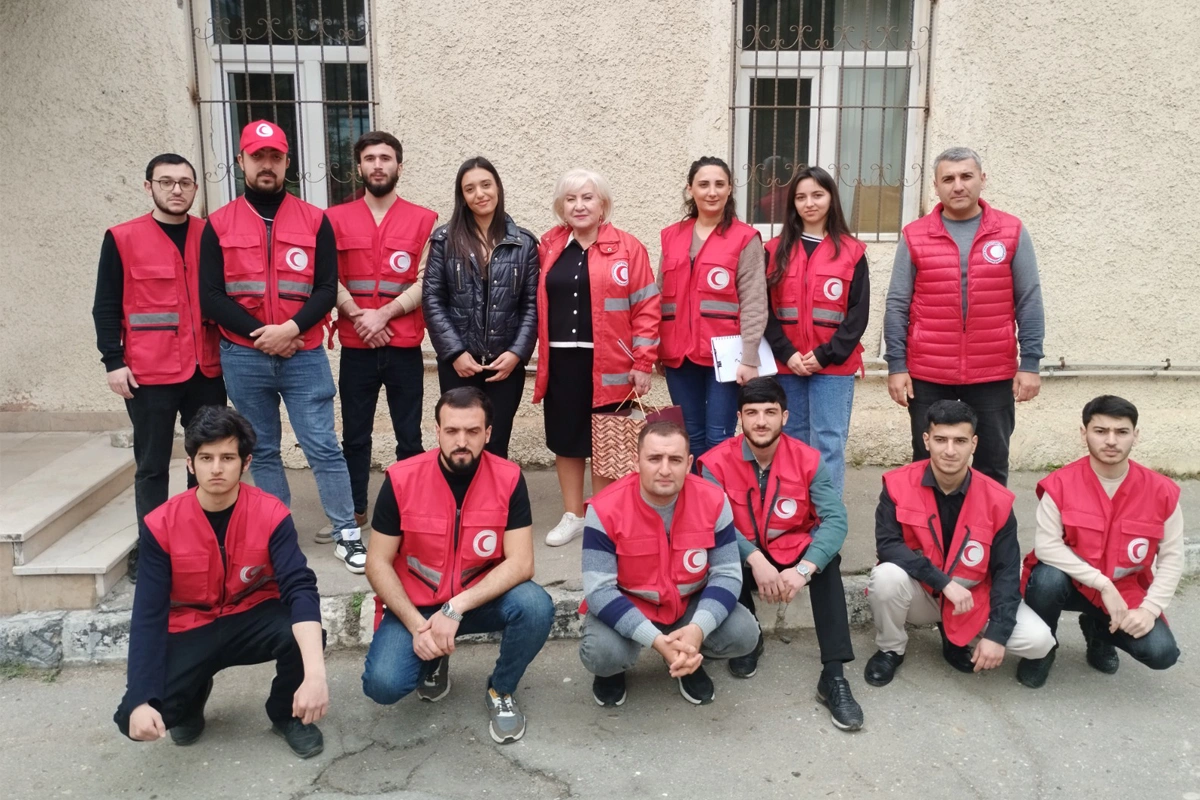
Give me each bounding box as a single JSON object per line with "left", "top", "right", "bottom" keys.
{"left": 423, "top": 215, "right": 540, "bottom": 364}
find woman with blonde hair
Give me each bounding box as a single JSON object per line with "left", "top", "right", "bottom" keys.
{"left": 533, "top": 169, "right": 661, "bottom": 546}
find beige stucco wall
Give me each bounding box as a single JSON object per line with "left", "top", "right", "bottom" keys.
{"left": 2, "top": 0, "right": 1197, "bottom": 475}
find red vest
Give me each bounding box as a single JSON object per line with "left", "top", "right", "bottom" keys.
{"left": 765, "top": 234, "right": 866, "bottom": 376}
{"left": 1021, "top": 457, "right": 1179, "bottom": 612}
{"left": 658, "top": 218, "right": 760, "bottom": 368}
{"left": 902, "top": 199, "right": 1022, "bottom": 384}
{"left": 144, "top": 484, "right": 290, "bottom": 634}
{"left": 533, "top": 224, "right": 662, "bottom": 407}
{"left": 207, "top": 194, "right": 327, "bottom": 350}
{"left": 385, "top": 449, "right": 520, "bottom": 609}
{"left": 697, "top": 434, "right": 821, "bottom": 566}
{"left": 326, "top": 196, "right": 437, "bottom": 348}
{"left": 882, "top": 460, "right": 1015, "bottom": 646}
{"left": 581, "top": 473, "right": 723, "bottom": 625}
{"left": 109, "top": 214, "right": 221, "bottom": 384}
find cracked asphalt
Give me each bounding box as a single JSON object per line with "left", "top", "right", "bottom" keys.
{"left": 3, "top": 588, "right": 1198, "bottom": 800}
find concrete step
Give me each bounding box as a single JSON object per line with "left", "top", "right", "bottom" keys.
{"left": 0, "top": 434, "right": 135, "bottom": 566}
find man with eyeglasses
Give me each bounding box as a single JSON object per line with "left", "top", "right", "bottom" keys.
{"left": 93, "top": 154, "right": 226, "bottom": 582}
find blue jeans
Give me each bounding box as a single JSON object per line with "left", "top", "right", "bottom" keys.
{"left": 776, "top": 372, "right": 856, "bottom": 497}
{"left": 664, "top": 359, "right": 739, "bottom": 459}
{"left": 219, "top": 340, "right": 355, "bottom": 537}
{"left": 362, "top": 580, "right": 554, "bottom": 700}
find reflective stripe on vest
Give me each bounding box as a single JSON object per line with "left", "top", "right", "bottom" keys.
{"left": 406, "top": 555, "right": 443, "bottom": 589}
{"left": 1113, "top": 565, "right": 1145, "bottom": 579}
{"left": 605, "top": 298, "right": 630, "bottom": 311}
{"left": 813, "top": 308, "right": 845, "bottom": 323}
{"left": 128, "top": 312, "right": 180, "bottom": 326}
{"left": 632, "top": 336, "right": 660, "bottom": 347}
{"left": 622, "top": 587, "right": 660, "bottom": 603}
{"left": 678, "top": 578, "right": 707, "bottom": 597}
{"left": 602, "top": 373, "right": 631, "bottom": 386}
{"left": 662, "top": 303, "right": 677, "bottom": 315}
{"left": 378, "top": 280, "right": 413, "bottom": 296}
{"left": 225, "top": 280, "right": 266, "bottom": 294}
{"left": 278, "top": 279, "right": 313, "bottom": 296}
{"left": 628, "top": 283, "right": 659, "bottom": 304}
{"left": 952, "top": 577, "right": 982, "bottom": 588}
{"left": 699, "top": 300, "right": 739, "bottom": 314}
{"left": 774, "top": 306, "right": 799, "bottom": 320}
{"left": 346, "top": 280, "right": 376, "bottom": 293}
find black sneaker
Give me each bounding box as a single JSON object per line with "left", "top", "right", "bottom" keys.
{"left": 939, "top": 624, "right": 976, "bottom": 674}
{"left": 816, "top": 674, "right": 864, "bottom": 731}
{"left": 728, "top": 632, "right": 765, "bottom": 679}
{"left": 417, "top": 655, "right": 450, "bottom": 702}
{"left": 863, "top": 650, "right": 904, "bottom": 687}
{"left": 1016, "top": 645, "right": 1058, "bottom": 689}
{"left": 126, "top": 545, "right": 140, "bottom": 584}
{"left": 169, "top": 678, "right": 213, "bottom": 746}
{"left": 1079, "top": 614, "right": 1119, "bottom": 674}
{"left": 592, "top": 672, "right": 627, "bottom": 707}
{"left": 678, "top": 665, "right": 715, "bottom": 705}
{"left": 272, "top": 718, "right": 324, "bottom": 759}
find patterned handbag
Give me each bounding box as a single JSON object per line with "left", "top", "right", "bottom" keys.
{"left": 591, "top": 392, "right": 685, "bottom": 480}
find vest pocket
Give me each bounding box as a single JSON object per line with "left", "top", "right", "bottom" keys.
{"left": 1115, "top": 518, "right": 1163, "bottom": 577}
{"left": 170, "top": 554, "right": 213, "bottom": 606}
{"left": 615, "top": 536, "right": 662, "bottom": 601}
{"left": 382, "top": 236, "right": 420, "bottom": 281}
{"left": 1060, "top": 509, "right": 1106, "bottom": 561}
{"left": 336, "top": 236, "right": 375, "bottom": 287}
{"left": 129, "top": 263, "right": 180, "bottom": 307}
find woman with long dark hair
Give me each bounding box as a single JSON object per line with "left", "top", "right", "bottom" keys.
{"left": 422, "top": 156, "right": 539, "bottom": 458}
{"left": 763, "top": 166, "right": 870, "bottom": 497}
{"left": 657, "top": 156, "right": 768, "bottom": 458}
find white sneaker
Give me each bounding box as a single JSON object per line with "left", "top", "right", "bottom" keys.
{"left": 334, "top": 533, "right": 367, "bottom": 574}
{"left": 545, "top": 512, "right": 585, "bottom": 546}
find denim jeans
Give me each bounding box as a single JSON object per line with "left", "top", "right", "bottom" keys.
{"left": 775, "top": 372, "right": 856, "bottom": 498}
{"left": 664, "top": 358, "right": 739, "bottom": 459}
{"left": 361, "top": 580, "right": 554, "bottom": 700}
{"left": 1023, "top": 563, "right": 1179, "bottom": 670}
{"left": 219, "top": 340, "right": 356, "bottom": 538}
{"left": 339, "top": 345, "right": 425, "bottom": 514}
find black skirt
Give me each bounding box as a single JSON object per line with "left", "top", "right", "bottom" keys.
{"left": 543, "top": 348, "right": 622, "bottom": 458}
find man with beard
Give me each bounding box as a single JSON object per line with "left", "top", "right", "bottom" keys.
{"left": 200, "top": 120, "right": 364, "bottom": 573}
{"left": 697, "top": 377, "right": 863, "bottom": 731}
{"left": 1016, "top": 395, "right": 1183, "bottom": 688}
{"left": 325, "top": 132, "right": 437, "bottom": 534}
{"left": 361, "top": 387, "right": 553, "bottom": 744}
{"left": 93, "top": 153, "right": 226, "bottom": 582}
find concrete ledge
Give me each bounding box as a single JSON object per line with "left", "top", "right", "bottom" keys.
{"left": 0, "top": 412, "right": 132, "bottom": 433}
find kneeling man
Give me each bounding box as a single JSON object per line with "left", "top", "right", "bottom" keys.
{"left": 361, "top": 388, "right": 553, "bottom": 744}
{"left": 114, "top": 406, "right": 328, "bottom": 757}
{"left": 580, "top": 420, "right": 760, "bottom": 706}
{"left": 1017, "top": 395, "right": 1182, "bottom": 687}
{"left": 698, "top": 377, "right": 862, "bottom": 731}
{"left": 865, "top": 400, "right": 1053, "bottom": 686}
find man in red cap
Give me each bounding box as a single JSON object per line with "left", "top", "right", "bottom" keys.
{"left": 200, "top": 120, "right": 365, "bottom": 573}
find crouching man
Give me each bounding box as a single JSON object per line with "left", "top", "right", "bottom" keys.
{"left": 114, "top": 406, "right": 328, "bottom": 758}
{"left": 580, "top": 420, "right": 760, "bottom": 707}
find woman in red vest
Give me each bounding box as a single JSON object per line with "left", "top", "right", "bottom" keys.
{"left": 658, "top": 157, "right": 768, "bottom": 458}
{"left": 763, "top": 167, "right": 869, "bottom": 498}
{"left": 533, "top": 169, "right": 661, "bottom": 547}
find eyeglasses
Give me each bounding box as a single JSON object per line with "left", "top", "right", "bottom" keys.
{"left": 154, "top": 178, "right": 198, "bottom": 191}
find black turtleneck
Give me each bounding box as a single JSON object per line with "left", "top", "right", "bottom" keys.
{"left": 199, "top": 186, "right": 338, "bottom": 339}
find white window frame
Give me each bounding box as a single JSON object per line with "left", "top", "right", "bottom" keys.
{"left": 734, "top": 1, "right": 932, "bottom": 241}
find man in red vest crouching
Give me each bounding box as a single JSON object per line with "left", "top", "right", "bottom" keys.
{"left": 580, "top": 420, "right": 760, "bottom": 707}
{"left": 361, "top": 388, "right": 553, "bottom": 744}
{"left": 864, "top": 400, "right": 1053, "bottom": 687}
{"left": 114, "top": 406, "right": 328, "bottom": 758}
{"left": 697, "top": 378, "right": 863, "bottom": 731}
{"left": 1016, "top": 395, "right": 1183, "bottom": 688}
{"left": 93, "top": 153, "right": 226, "bottom": 582}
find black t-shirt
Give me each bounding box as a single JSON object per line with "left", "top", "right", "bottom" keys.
{"left": 371, "top": 457, "right": 532, "bottom": 536}
{"left": 203, "top": 502, "right": 237, "bottom": 551}
{"left": 931, "top": 470, "right": 971, "bottom": 556}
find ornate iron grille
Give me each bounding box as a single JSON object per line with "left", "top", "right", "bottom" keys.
{"left": 731, "top": 0, "right": 932, "bottom": 238}
{"left": 188, "top": 0, "right": 376, "bottom": 211}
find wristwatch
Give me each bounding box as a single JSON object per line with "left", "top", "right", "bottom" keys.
{"left": 795, "top": 563, "right": 813, "bottom": 582}
{"left": 440, "top": 601, "right": 463, "bottom": 622}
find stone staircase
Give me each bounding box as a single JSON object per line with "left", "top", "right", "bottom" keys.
{"left": 0, "top": 432, "right": 183, "bottom": 614}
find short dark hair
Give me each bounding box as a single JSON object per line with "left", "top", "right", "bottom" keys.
{"left": 435, "top": 387, "right": 493, "bottom": 428}
{"left": 925, "top": 399, "right": 978, "bottom": 433}
{"left": 353, "top": 131, "right": 403, "bottom": 164}
{"left": 1082, "top": 395, "right": 1138, "bottom": 427}
{"left": 145, "top": 153, "right": 196, "bottom": 182}
{"left": 737, "top": 376, "right": 787, "bottom": 412}
{"left": 184, "top": 405, "right": 255, "bottom": 460}
{"left": 637, "top": 420, "right": 689, "bottom": 452}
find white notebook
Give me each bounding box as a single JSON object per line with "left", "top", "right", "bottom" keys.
{"left": 710, "top": 336, "right": 778, "bottom": 383}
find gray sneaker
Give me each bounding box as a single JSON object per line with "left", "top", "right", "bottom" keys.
{"left": 485, "top": 687, "right": 526, "bottom": 744}
{"left": 417, "top": 656, "right": 451, "bottom": 702}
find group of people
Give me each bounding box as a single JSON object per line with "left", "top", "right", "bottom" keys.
{"left": 97, "top": 122, "right": 1184, "bottom": 757}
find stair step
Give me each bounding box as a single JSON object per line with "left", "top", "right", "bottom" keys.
{"left": 0, "top": 434, "right": 135, "bottom": 564}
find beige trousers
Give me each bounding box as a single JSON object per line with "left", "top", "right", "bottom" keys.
{"left": 867, "top": 562, "right": 1055, "bottom": 659}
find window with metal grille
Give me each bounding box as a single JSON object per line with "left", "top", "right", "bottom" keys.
{"left": 732, "top": 0, "right": 931, "bottom": 239}
{"left": 189, "top": 0, "right": 375, "bottom": 209}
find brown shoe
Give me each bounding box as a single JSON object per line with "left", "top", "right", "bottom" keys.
{"left": 355, "top": 511, "right": 370, "bottom": 529}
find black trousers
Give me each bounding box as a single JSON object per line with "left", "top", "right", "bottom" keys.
{"left": 907, "top": 377, "right": 1015, "bottom": 486}
{"left": 124, "top": 370, "right": 227, "bottom": 526}
{"left": 740, "top": 552, "right": 856, "bottom": 665}
{"left": 436, "top": 358, "right": 526, "bottom": 459}
{"left": 339, "top": 346, "right": 425, "bottom": 514}
{"left": 114, "top": 599, "right": 320, "bottom": 737}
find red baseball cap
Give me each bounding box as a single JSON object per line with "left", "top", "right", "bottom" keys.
{"left": 240, "top": 120, "right": 289, "bottom": 155}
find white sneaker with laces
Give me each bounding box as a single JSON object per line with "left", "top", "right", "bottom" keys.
{"left": 545, "top": 512, "right": 585, "bottom": 546}
{"left": 334, "top": 528, "right": 367, "bottom": 574}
